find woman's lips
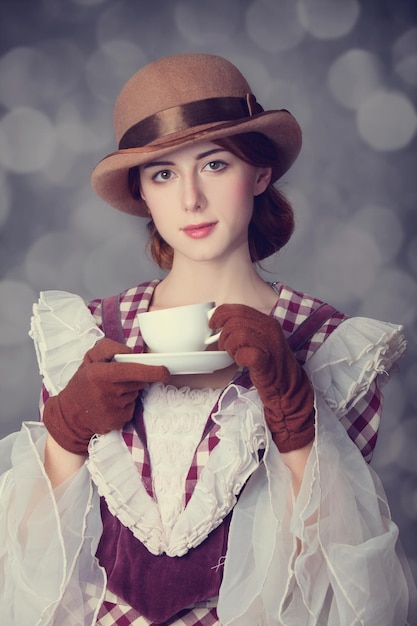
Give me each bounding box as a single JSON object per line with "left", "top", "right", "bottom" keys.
{"left": 182, "top": 222, "right": 217, "bottom": 239}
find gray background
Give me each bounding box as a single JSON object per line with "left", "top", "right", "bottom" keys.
{"left": 0, "top": 0, "right": 416, "bottom": 580}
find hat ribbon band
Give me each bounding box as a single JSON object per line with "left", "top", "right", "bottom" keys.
{"left": 118, "top": 94, "right": 264, "bottom": 150}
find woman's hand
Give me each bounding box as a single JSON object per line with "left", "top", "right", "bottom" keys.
{"left": 210, "top": 304, "right": 315, "bottom": 453}
{"left": 43, "top": 338, "right": 170, "bottom": 455}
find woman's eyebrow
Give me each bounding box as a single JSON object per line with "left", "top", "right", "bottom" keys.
{"left": 143, "top": 149, "right": 226, "bottom": 169}
{"left": 195, "top": 148, "right": 226, "bottom": 160}
{"left": 142, "top": 160, "right": 174, "bottom": 169}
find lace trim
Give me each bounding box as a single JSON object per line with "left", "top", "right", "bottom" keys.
{"left": 86, "top": 384, "right": 266, "bottom": 557}
{"left": 142, "top": 384, "right": 221, "bottom": 534}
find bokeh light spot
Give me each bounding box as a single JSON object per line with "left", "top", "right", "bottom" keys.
{"left": 393, "top": 27, "right": 417, "bottom": 87}
{"left": 407, "top": 235, "right": 417, "bottom": 278}
{"left": 0, "top": 280, "right": 37, "bottom": 347}
{"left": 25, "top": 232, "right": 88, "bottom": 292}
{"left": 0, "top": 41, "right": 83, "bottom": 109}
{"left": 328, "top": 49, "right": 383, "bottom": 110}
{"left": 357, "top": 91, "right": 417, "bottom": 151}
{"left": 312, "top": 220, "right": 382, "bottom": 304}
{"left": 72, "top": 0, "right": 105, "bottom": 5}
{"left": 404, "top": 362, "right": 417, "bottom": 411}
{"left": 0, "top": 47, "right": 49, "bottom": 109}
{"left": 96, "top": 1, "right": 171, "bottom": 50}
{"left": 0, "top": 107, "right": 56, "bottom": 173}
{"left": 0, "top": 168, "right": 11, "bottom": 228}
{"left": 396, "top": 418, "right": 417, "bottom": 474}
{"left": 358, "top": 268, "right": 417, "bottom": 325}
{"left": 83, "top": 228, "right": 157, "bottom": 297}
{"left": 85, "top": 40, "right": 147, "bottom": 102}
{"left": 175, "top": 0, "right": 240, "bottom": 44}
{"left": 246, "top": 0, "right": 305, "bottom": 53}
{"left": 70, "top": 193, "right": 137, "bottom": 244}
{"left": 297, "top": 0, "right": 360, "bottom": 40}
{"left": 351, "top": 205, "right": 404, "bottom": 264}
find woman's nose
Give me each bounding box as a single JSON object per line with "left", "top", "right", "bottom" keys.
{"left": 182, "top": 174, "right": 206, "bottom": 212}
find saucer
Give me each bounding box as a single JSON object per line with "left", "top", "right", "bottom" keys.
{"left": 114, "top": 351, "right": 234, "bottom": 375}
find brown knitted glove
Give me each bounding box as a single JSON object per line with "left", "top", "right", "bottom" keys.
{"left": 210, "top": 304, "right": 315, "bottom": 452}
{"left": 43, "top": 338, "right": 170, "bottom": 455}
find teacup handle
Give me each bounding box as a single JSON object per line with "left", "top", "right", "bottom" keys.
{"left": 205, "top": 307, "right": 221, "bottom": 346}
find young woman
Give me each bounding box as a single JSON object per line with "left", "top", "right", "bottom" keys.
{"left": 0, "top": 53, "right": 415, "bottom": 625}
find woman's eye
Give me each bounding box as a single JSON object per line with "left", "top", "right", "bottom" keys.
{"left": 204, "top": 160, "right": 227, "bottom": 172}
{"left": 152, "top": 169, "right": 172, "bottom": 182}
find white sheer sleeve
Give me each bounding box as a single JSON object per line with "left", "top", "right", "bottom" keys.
{"left": 0, "top": 423, "right": 105, "bottom": 625}
{"left": 0, "top": 291, "right": 107, "bottom": 625}
{"left": 217, "top": 317, "right": 414, "bottom": 626}
{"left": 218, "top": 398, "right": 412, "bottom": 625}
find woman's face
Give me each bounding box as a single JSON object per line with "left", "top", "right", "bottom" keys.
{"left": 139, "top": 141, "right": 271, "bottom": 266}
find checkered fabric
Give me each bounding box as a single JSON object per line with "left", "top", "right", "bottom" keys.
{"left": 268, "top": 282, "right": 383, "bottom": 462}
{"left": 118, "top": 400, "right": 222, "bottom": 504}
{"left": 96, "top": 590, "right": 219, "bottom": 625}
{"left": 121, "top": 420, "right": 154, "bottom": 497}
{"left": 185, "top": 420, "right": 221, "bottom": 505}
{"left": 269, "top": 282, "right": 348, "bottom": 364}
{"left": 89, "top": 280, "right": 159, "bottom": 350}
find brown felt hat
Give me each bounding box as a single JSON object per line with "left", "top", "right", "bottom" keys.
{"left": 91, "top": 53, "right": 302, "bottom": 216}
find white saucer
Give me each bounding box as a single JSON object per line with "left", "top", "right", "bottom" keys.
{"left": 114, "top": 351, "right": 234, "bottom": 375}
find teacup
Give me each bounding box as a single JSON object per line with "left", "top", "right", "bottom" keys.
{"left": 138, "top": 302, "right": 220, "bottom": 353}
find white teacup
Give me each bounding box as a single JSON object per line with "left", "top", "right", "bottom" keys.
{"left": 138, "top": 302, "right": 220, "bottom": 353}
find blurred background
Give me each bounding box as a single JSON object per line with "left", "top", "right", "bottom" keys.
{"left": 0, "top": 0, "right": 416, "bottom": 579}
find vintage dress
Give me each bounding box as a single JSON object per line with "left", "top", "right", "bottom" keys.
{"left": 0, "top": 279, "right": 414, "bottom": 625}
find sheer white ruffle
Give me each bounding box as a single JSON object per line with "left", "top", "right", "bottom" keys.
{"left": 305, "top": 316, "right": 407, "bottom": 418}
{"left": 86, "top": 383, "right": 266, "bottom": 557}
{"left": 0, "top": 290, "right": 414, "bottom": 625}
{"left": 29, "top": 290, "right": 104, "bottom": 396}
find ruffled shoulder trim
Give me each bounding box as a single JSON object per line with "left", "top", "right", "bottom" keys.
{"left": 86, "top": 384, "right": 266, "bottom": 557}
{"left": 29, "top": 290, "right": 104, "bottom": 396}
{"left": 304, "top": 316, "right": 407, "bottom": 417}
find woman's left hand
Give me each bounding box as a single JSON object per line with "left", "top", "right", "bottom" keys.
{"left": 209, "top": 304, "right": 315, "bottom": 452}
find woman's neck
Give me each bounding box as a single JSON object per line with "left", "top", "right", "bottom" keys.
{"left": 150, "top": 254, "right": 278, "bottom": 314}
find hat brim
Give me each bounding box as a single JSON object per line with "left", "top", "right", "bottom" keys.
{"left": 91, "top": 109, "right": 301, "bottom": 217}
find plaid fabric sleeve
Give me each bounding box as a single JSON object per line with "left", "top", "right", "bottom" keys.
{"left": 302, "top": 313, "right": 383, "bottom": 462}
{"left": 305, "top": 316, "right": 385, "bottom": 461}
{"left": 338, "top": 380, "right": 382, "bottom": 463}
{"left": 273, "top": 283, "right": 383, "bottom": 461}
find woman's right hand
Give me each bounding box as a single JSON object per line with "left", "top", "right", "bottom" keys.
{"left": 42, "top": 338, "right": 170, "bottom": 455}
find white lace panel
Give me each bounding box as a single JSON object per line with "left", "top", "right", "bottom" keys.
{"left": 142, "top": 383, "right": 221, "bottom": 535}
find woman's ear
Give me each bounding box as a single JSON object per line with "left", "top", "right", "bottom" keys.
{"left": 254, "top": 167, "right": 272, "bottom": 196}
{"left": 140, "top": 191, "right": 153, "bottom": 218}
{"left": 141, "top": 199, "right": 151, "bottom": 217}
